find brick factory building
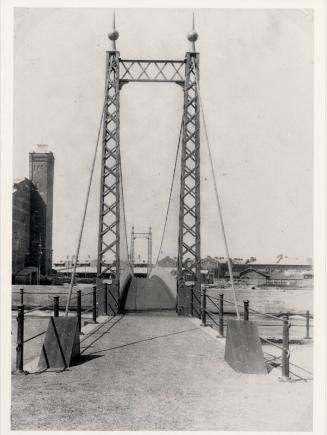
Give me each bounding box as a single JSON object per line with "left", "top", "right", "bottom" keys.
{"left": 12, "top": 178, "right": 33, "bottom": 276}
{"left": 12, "top": 145, "right": 54, "bottom": 283}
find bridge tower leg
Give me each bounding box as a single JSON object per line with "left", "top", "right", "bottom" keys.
{"left": 177, "top": 51, "right": 201, "bottom": 316}
{"left": 96, "top": 49, "right": 121, "bottom": 314}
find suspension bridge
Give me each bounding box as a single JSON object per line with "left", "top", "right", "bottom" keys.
{"left": 61, "top": 13, "right": 240, "bottom": 320}
{"left": 10, "top": 12, "right": 313, "bottom": 432}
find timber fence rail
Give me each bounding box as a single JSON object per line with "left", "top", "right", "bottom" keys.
{"left": 192, "top": 287, "right": 313, "bottom": 381}
{"left": 13, "top": 285, "right": 106, "bottom": 373}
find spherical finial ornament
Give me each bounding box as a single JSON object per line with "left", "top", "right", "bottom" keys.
{"left": 187, "top": 31, "right": 198, "bottom": 42}
{"left": 108, "top": 30, "right": 119, "bottom": 41}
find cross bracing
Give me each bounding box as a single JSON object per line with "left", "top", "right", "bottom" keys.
{"left": 120, "top": 59, "right": 185, "bottom": 84}
{"left": 97, "top": 51, "right": 121, "bottom": 282}
{"left": 178, "top": 52, "right": 201, "bottom": 304}
{"left": 97, "top": 50, "right": 201, "bottom": 315}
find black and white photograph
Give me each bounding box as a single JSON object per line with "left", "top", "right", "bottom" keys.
{"left": 0, "top": 1, "right": 325, "bottom": 433}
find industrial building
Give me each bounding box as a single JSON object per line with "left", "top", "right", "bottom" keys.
{"left": 12, "top": 145, "right": 54, "bottom": 284}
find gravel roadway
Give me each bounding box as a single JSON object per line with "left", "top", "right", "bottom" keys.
{"left": 11, "top": 312, "right": 312, "bottom": 431}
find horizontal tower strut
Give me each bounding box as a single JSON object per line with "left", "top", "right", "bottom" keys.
{"left": 119, "top": 59, "right": 185, "bottom": 83}
{"left": 133, "top": 233, "right": 151, "bottom": 239}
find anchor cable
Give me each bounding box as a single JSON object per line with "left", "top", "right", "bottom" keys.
{"left": 65, "top": 58, "right": 112, "bottom": 315}
{"left": 192, "top": 57, "right": 240, "bottom": 320}
{"left": 119, "top": 157, "right": 132, "bottom": 269}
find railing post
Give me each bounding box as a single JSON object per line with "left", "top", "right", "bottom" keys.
{"left": 53, "top": 296, "right": 59, "bottom": 317}
{"left": 282, "top": 313, "right": 290, "bottom": 380}
{"left": 305, "top": 310, "right": 311, "bottom": 339}
{"left": 243, "top": 300, "right": 249, "bottom": 321}
{"left": 16, "top": 305, "right": 24, "bottom": 373}
{"left": 190, "top": 285, "right": 194, "bottom": 317}
{"left": 201, "top": 286, "right": 207, "bottom": 326}
{"left": 77, "top": 290, "right": 82, "bottom": 333}
{"left": 92, "top": 285, "right": 97, "bottom": 323}
{"left": 104, "top": 284, "right": 108, "bottom": 316}
{"left": 218, "top": 293, "right": 224, "bottom": 337}
{"left": 20, "top": 288, "right": 24, "bottom": 307}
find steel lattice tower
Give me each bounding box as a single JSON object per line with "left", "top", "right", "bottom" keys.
{"left": 97, "top": 15, "right": 201, "bottom": 315}
{"left": 97, "top": 48, "right": 121, "bottom": 288}
{"left": 177, "top": 50, "right": 201, "bottom": 312}
{"left": 130, "top": 226, "right": 152, "bottom": 267}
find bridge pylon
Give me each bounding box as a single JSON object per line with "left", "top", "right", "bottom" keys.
{"left": 96, "top": 14, "right": 201, "bottom": 316}
{"left": 130, "top": 226, "right": 152, "bottom": 273}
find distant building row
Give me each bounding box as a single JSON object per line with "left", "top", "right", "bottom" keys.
{"left": 51, "top": 255, "right": 313, "bottom": 287}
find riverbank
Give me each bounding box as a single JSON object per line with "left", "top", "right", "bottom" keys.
{"left": 206, "top": 285, "right": 313, "bottom": 314}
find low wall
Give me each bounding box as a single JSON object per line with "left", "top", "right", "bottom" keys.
{"left": 12, "top": 284, "right": 94, "bottom": 310}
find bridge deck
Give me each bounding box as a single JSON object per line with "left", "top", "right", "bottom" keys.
{"left": 11, "top": 312, "right": 312, "bottom": 431}
{"left": 123, "top": 276, "right": 176, "bottom": 311}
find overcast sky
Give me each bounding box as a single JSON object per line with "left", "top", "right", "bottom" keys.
{"left": 13, "top": 8, "right": 313, "bottom": 263}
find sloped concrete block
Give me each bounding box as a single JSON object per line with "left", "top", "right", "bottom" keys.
{"left": 224, "top": 319, "right": 267, "bottom": 374}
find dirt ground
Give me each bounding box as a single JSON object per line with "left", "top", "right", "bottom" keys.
{"left": 11, "top": 312, "right": 313, "bottom": 431}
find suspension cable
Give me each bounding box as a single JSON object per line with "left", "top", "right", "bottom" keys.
{"left": 64, "top": 58, "right": 112, "bottom": 316}
{"left": 192, "top": 57, "right": 240, "bottom": 320}
{"left": 119, "top": 158, "right": 132, "bottom": 269}
{"left": 154, "top": 119, "right": 183, "bottom": 266}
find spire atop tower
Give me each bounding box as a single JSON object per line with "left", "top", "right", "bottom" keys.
{"left": 187, "top": 11, "right": 198, "bottom": 52}
{"left": 108, "top": 10, "right": 119, "bottom": 51}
